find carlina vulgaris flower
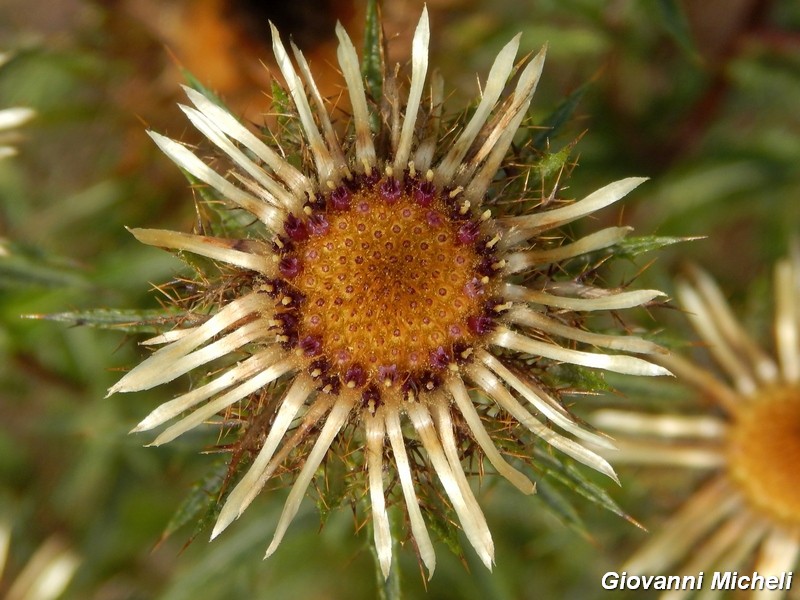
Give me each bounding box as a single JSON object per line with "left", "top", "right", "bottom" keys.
{"left": 592, "top": 250, "right": 800, "bottom": 598}
{"left": 108, "top": 8, "right": 671, "bottom": 577}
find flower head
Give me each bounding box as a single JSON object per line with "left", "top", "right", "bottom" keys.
{"left": 110, "top": 9, "right": 668, "bottom": 576}
{"left": 0, "top": 519, "right": 80, "bottom": 600}
{"left": 0, "top": 52, "right": 35, "bottom": 161}
{"left": 593, "top": 252, "right": 800, "bottom": 593}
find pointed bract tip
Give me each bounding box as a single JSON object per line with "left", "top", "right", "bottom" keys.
{"left": 531, "top": 43, "right": 548, "bottom": 62}
{"left": 264, "top": 540, "right": 279, "bottom": 560}
{"left": 608, "top": 467, "right": 621, "bottom": 486}
{"left": 334, "top": 20, "right": 347, "bottom": 38}
{"left": 627, "top": 176, "right": 650, "bottom": 188}
{"left": 379, "top": 558, "right": 391, "bottom": 580}
{"left": 209, "top": 521, "right": 226, "bottom": 541}
{"left": 654, "top": 363, "right": 675, "bottom": 377}
{"left": 145, "top": 129, "right": 166, "bottom": 144}
{"left": 480, "top": 553, "right": 495, "bottom": 571}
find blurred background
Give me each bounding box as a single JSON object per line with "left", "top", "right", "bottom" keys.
{"left": 1, "top": 0, "right": 799, "bottom": 598}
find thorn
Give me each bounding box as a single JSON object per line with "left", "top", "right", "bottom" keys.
{"left": 425, "top": 169, "right": 434, "bottom": 182}
{"left": 408, "top": 161, "right": 416, "bottom": 178}
{"left": 480, "top": 209, "right": 491, "bottom": 222}
{"left": 326, "top": 180, "right": 336, "bottom": 190}
{"left": 303, "top": 205, "right": 313, "bottom": 215}
{"left": 385, "top": 165, "right": 394, "bottom": 177}
{"left": 450, "top": 187, "right": 465, "bottom": 200}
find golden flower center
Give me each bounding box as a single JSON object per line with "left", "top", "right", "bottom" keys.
{"left": 727, "top": 386, "right": 800, "bottom": 526}
{"left": 275, "top": 174, "right": 500, "bottom": 397}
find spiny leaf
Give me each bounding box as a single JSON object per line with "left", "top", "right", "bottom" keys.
{"left": 608, "top": 235, "right": 699, "bottom": 259}
{"left": 28, "top": 307, "right": 183, "bottom": 333}
{"left": 534, "top": 446, "right": 637, "bottom": 527}
{"left": 426, "top": 501, "right": 465, "bottom": 562}
{"left": 362, "top": 0, "right": 384, "bottom": 102}
{"left": 269, "top": 80, "right": 304, "bottom": 168}
{"left": 532, "top": 477, "right": 587, "bottom": 536}
{"left": 190, "top": 177, "right": 266, "bottom": 239}
{"left": 534, "top": 139, "right": 578, "bottom": 180}
{"left": 531, "top": 81, "right": 589, "bottom": 150}
{"left": 270, "top": 80, "right": 294, "bottom": 130}
{"left": 317, "top": 449, "right": 350, "bottom": 525}
{"left": 543, "top": 363, "right": 613, "bottom": 394}
{"left": 159, "top": 460, "right": 229, "bottom": 546}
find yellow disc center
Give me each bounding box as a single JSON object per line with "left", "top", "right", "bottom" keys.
{"left": 292, "top": 184, "right": 489, "bottom": 386}
{"left": 727, "top": 386, "right": 800, "bottom": 526}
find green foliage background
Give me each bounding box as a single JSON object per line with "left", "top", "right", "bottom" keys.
{"left": 1, "top": 1, "right": 799, "bottom": 598}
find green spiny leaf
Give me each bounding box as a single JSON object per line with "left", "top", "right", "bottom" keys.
{"left": 270, "top": 80, "right": 293, "bottom": 129}
{"left": 269, "top": 80, "right": 304, "bottom": 169}
{"left": 532, "top": 477, "right": 587, "bottom": 537}
{"left": 27, "top": 307, "right": 183, "bottom": 333}
{"left": 534, "top": 140, "right": 578, "bottom": 180}
{"left": 317, "top": 449, "right": 350, "bottom": 525}
{"left": 161, "top": 460, "right": 228, "bottom": 544}
{"left": 427, "top": 506, "right": 465, "bottom": 562}
{"left": 534, "top": 446, "right": 635, "bottom": 526}
{"left": 607, "top": 235, "right": 699, "bottom": 259}
{"left": 543, "top": 363, "right": 613, "bottom": 394}
{"left": 531, "top": 82, "right": 589, "bottom": 150}
{"left": 362, "top": 0, "right": 384, "bottom": 103}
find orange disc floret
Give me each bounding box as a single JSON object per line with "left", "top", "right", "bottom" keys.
{"left": 270, "top": 168, "right": 505, "bottom": 401}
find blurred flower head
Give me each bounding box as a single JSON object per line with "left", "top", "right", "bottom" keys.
{"left": 109, "top": 8, "right": 668, "bottom": 576}
{"left": 0, "top": 520, "right": 80, "bottom": 600}
{"left": 0, "top": 53, "right": 35, "bottom": 161}
{"left": 594, "top": 252, "right": 800, "bottom": 587}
